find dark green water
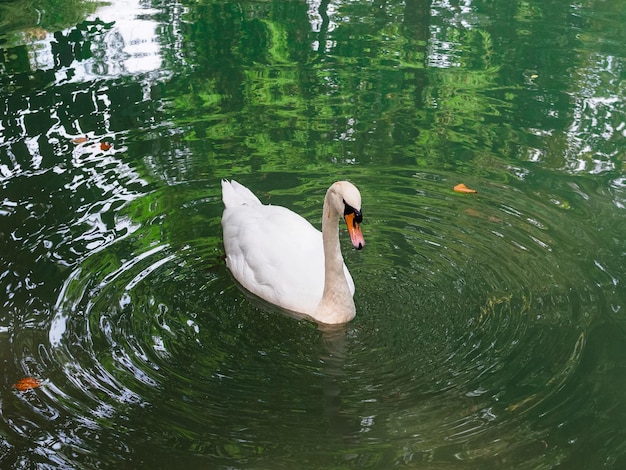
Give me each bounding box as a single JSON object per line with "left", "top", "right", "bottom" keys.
{"left": 1, "top": 0, "right": 625, "bottom": 468}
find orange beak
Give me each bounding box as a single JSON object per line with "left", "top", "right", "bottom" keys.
{"left": 344, "top": 213, "right": 365, "bottom": 250}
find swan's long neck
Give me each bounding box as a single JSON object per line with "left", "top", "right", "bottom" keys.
{"left": 315, "top": 196, "right": 356, "bottom": 324}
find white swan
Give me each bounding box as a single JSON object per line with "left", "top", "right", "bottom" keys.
{"left": 221, "top": 180, "right": 364, "bottom": 324}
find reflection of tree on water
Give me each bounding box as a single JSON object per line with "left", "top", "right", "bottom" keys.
{"left": 51, "top": 22, "right": 98, "bottom": 68}
{"left": 50, "top": 18, "right": 117, "bottom": 74}
{"left": 0, "top": 18, "right": 113, "bottom": 91}
{"left": 0, "top": 19, "right": 152, "bottom": 300}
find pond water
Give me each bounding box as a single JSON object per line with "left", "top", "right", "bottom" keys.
{"left": 1, "top": 0, "right": 625, "bottom": 468}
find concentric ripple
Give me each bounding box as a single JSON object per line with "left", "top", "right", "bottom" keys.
{"left": 339, "top": 169, "right": 604, "bottom": 466}
{"left": 15, "top": 169, "right": 611, "bottom": 467}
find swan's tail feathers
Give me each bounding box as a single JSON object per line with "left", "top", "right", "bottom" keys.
{"left": 221, "top": 179, "right": 263, "bottom": 207}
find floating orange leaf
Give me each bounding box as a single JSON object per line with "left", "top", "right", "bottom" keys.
{"left": 100, "top": 142, "right": 112, "bottom": 151}
{"left": 71, "top": 137, "right": 88, "bottom": 144}
{"left": 454, "top": 183, "right": 477, "bottom": 194}
{"left": 14, "top": 377, "right": 41, "bottom": 391}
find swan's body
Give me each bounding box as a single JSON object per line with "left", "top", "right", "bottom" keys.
{"left": 221, "top": 180, "right": 364, "bottom": 324}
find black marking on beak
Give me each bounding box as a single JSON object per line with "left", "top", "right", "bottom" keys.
{"left": 343, "top": 201, "right": 363, "bottom": 226}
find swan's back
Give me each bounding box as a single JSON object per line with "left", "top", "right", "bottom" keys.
{"left": 221, "top": 180, "right": 354, "bottom": 316}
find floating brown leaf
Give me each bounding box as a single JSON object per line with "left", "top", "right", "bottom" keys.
{"left": 464, "top": 208, "right": 481, "bottom": 217}
{"left": 100, "top": 142, "right": 112, "bottom": 151}
{"left": 71, "top": 137, "right": 88, "bottom": 144}
{"left": 454, "top": 183, "right": 477, "bottom": 194}
{"left": 15, "top": 377, "right": 41, "bottom": 391}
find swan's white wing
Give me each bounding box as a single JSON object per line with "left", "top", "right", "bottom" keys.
{"left": 222, "top": 203, "right": 325, "bottom": 314}
{"left": 344, "top": 264, "right": 355, "bottom": 295}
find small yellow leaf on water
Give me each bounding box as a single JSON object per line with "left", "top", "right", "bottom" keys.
{"left": 454, "top": 183, "right": 477, "bottom": 194}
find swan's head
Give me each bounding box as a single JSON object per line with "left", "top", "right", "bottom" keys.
{"left": 327, "top": 181, "right": 365, "bottom": 250}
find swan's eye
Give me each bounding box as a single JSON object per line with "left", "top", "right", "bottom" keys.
{"left": 354, "top": 209, "right": 363, "bottom": 224}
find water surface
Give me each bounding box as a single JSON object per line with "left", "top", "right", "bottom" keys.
{"left": 1, "top": 0, "right": 625, "bottom": 468}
